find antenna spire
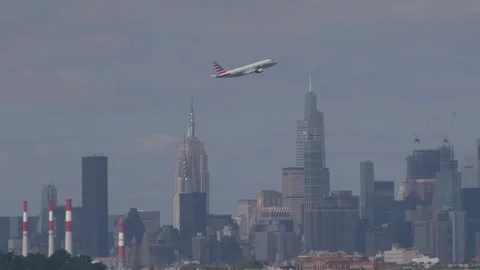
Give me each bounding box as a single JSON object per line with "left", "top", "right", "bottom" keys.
{"left": 309, "top": 74, "right": 312, "bottom": 92}
{"left": 187, "top": 97, "right": 195, "bottom": 138}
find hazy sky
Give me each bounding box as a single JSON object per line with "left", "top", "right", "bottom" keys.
{"left": 1, "top": 1, "right": 480, "bottom": 222}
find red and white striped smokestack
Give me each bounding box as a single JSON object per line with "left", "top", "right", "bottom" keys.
{"left": 22, "top": 201, "right": 28, "bottom": 257}
{"left": 48, "top": 200, "right": 55, "bottom": 257}
{"left": 65, "top": 199, "right": 72, "bottom": 254}
{"left": 118, "top": 218, "right": 125, "bottom": 269}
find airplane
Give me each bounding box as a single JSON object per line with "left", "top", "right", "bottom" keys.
{"left": 210, "top": 59, "right": 277, "bottom": 78}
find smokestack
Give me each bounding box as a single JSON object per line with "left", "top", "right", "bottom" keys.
{"left": 118, "top": 218, "right": 125, "bottom": 269}
{"left": 65, "top": 199, "right": 72, "bottom": 254}
{"left": 48, "top": 199, "right": 55, "bottom": 257}
{"left": 22, "top": 201, "right": 28, "bottom": 257}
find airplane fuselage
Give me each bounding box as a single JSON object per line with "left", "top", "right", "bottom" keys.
{"left": 211, "top": 59, "right": 277, "bottom": 78}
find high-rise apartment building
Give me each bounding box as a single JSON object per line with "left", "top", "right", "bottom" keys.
{"left": 173, "top": 99, "right": 210, "bottom": 229}
{"left": 282, "top": 167, "right": 304, "bottom": 231}
{"left": 460, "top": 139, "right": 480, "bottom": 188}
{"left": 82, "top": 155, "right": 109, "bottom": 257}
{"left": 317, "top": 191, "right": 359, "bottom": 253}
{"left": 373, "top": 181, "right": 395, "bottom": 226}
{"left": 461, "top": 188, "right": 480, "bottom": 261}
{"left": 435, "top": 144, "right": 461, "bottom": 211}
{"left": 435, "top": 209, "right": 466, "bottom": 264}
{"left": 179, "top": 192, "right": 207, "bottom": 257}
{"left": 360, "top": 161, "right": 374, "bottom": 222}
{"left": 237, "top": 199, "right": 257, "bottom": 239}
{"left": 179, "top": 192, "right": 207, "bottom": 236}
{"left": 449, "top": 210, "right": 466, "bottom": 264}
{"left": 296, "top": 76, "right": 330, "bottom": 251}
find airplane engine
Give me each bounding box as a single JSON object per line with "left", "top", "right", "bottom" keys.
{"left": 255, "top": 68, "right": 264, "bottom": 73}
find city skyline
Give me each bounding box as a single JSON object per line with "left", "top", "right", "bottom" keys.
{"left": 1, "top": 1, "right": 480, "bottom": 223}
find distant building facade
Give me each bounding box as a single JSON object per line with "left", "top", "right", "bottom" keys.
{"left": 373, "top": 181, "right": 395, "bottom": 226}
{"left": 179, "top": 192, "right": 207, "bottom": 258}
{"left": 82, "top": 155, "right": 109, "bottom": 257}
{"left": 282, "top": 167, "right": 304, "bottom": 231}
{"left": 360, "top": 161, "right": 374, "bottom": 223}
{"left": 317, "top": 191, "right": 359, "bottom": 253}
{"left": 461, "top": 139, "right": 480, "bottom": 188}
{"left": 237, "top": 199, "right": 257, "bottom": 239}
{"left": 256, "top": 190, "right": 282, "bottom": 220}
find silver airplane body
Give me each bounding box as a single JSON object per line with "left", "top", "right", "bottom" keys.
{"left": 210, "top": 59, "right": 277, "bottom": 78}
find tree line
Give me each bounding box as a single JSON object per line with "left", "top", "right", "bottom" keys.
{"left": 180, "top": 260, "right": 265, "bottom": 270}
{"left": 0, "top": 249, "right": 107, "bottom": 270}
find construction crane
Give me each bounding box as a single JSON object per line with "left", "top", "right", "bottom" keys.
{"left": 412, "top": 116, "right": 439, "bottom": 144}
{"left": 443, "top": 112, "right": 456, "bottom": 145}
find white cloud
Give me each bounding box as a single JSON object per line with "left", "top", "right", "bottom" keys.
{"left": 121, "top": 133, "right": 178, "bottom": 153}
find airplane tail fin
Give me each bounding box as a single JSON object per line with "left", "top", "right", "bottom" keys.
{"left": 213, "top": 62, "right": 226, "bottom": 75}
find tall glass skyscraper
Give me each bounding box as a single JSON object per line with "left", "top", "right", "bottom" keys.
{"left": 82, "top": 155, "right": 109, "bottom": 257}
{"left": 296, "top": 76, "right": 329, "bottom": 251}
{"left": 435, "top": 144, "right": 461, "bottom": 211}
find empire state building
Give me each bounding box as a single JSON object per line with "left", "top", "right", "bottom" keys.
{"left": 173, "top": 98, "right": 210, "bottom": 229}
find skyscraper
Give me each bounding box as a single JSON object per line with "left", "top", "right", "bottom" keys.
{"left": 360, "top": 161, "right": 374, "bottom": 222}
{"left": 317, "top": 191, "right": 359, "bottom": 253}
{"left": 297, "top": 76, "right": 329, "bottom": 251}
{"left": 237, "top": 199, "right": 257, "bottom": 239}
{"left": 179, "top": 192, "right": 207, "bottom": 241}
{"left": 373, "top": 181, "right": 395, "bottom": 226}
{"left": 435, "top": 144, "right": 461, "bottom": 211}
{"left": 461, "top": 188, "right": 480, "bottom": 261}
{"left": 460, "top": 139, "right": 480, "bottom": 188}
{"left": 296, "top": 76, "right": 326, "bottom": 168}
{"left": 177, "top": 190, "right": 208, "bottom": 259}
{"left": 173, "top": 98, "right": 210, "bottom": 229}
{"left": 406, "top": 149, "right": 441, "bottom": 193}
{"left": 282, "top": 167, "right": 304, "bottom": 231}
{"left": 82, "top": 155, "right": 109, "bottom": 257}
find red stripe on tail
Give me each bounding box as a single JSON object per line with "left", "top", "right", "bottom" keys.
{"left": 213, "top": 62, "right": 227, "bottom": 75}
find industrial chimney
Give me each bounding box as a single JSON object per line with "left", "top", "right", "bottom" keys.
{"left": 48, "top": 199, "right": 55, "bottom": 256}
{"left": 22, "top": 201, "right": 28, "bottom": 257}
{"left": 65, "top": 199, "right": 72, "bottom": 254}
{"left": 118, "top": 218, "right": 125, "bottom": 269}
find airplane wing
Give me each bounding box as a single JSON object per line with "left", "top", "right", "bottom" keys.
{"left": 244, "top": 66, "right": 265, "bottom": 74}
{"left": 243, "top": 69, "right": 257, "bottom": 75}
